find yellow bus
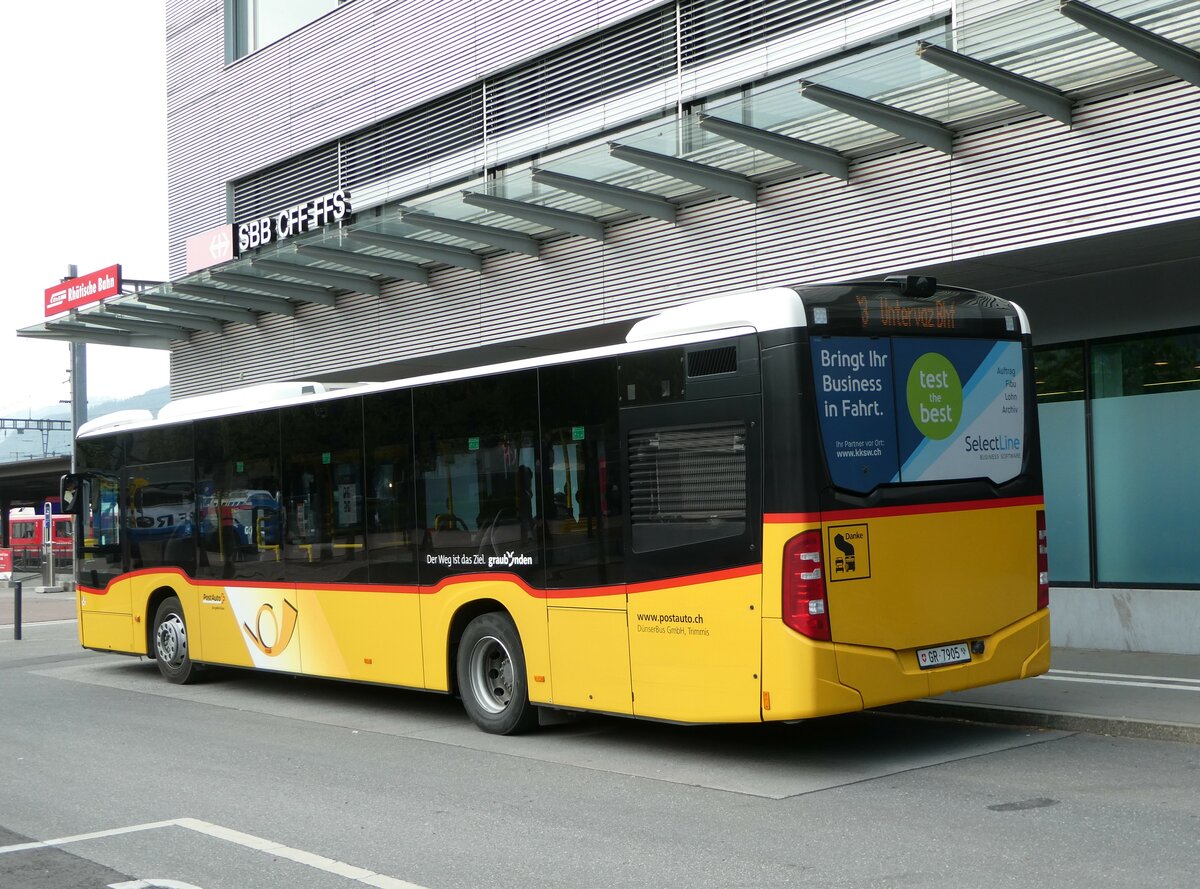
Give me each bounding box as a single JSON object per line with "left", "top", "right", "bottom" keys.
{"left": 62, "top": 277, "right": 1049, "bottom": 734}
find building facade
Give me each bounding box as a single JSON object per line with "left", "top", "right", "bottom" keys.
{"left": 30, "top": 0, "right": 1200, "bottom": 651}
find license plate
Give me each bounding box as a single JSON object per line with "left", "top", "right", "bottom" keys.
{"left": 916, "top": 642, "right": 972, "bottom": 670}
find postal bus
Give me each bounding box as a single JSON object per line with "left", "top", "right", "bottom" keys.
{"left": 60, "top": 278, "right": 1049, "bottom": 734}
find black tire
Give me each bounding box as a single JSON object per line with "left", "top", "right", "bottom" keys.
{"left": 456, "top": 612, "right": 538, "bottom": 735}
{"left": 152, "top": 596, "right": 198, "bottom": 684}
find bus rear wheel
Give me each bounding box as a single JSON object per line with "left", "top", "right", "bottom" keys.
{"left": 153, "top": 596, "right": 198, "bottom": 685}
{"left": 456, "top": 612, "right": 538, "bottom": 735}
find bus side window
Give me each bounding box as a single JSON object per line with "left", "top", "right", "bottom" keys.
{"left": 195, "top": 410, "right": 284, "bottom": 583}
{"left": 413, "top": 370, "right": 541, "bottom": 585}
{"left": 280, "top": 398, "right": 367, "bottom": 584}
{"left": 539, "top": 358, "right": 624, "bottom": 588}
{"left": 125, "top": 462, "right": 196, "bottom": 575}
{"left": 364, "top": 389, "right": 418, "bottom": 585}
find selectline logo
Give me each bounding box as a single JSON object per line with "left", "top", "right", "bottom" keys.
{"left": 907, "top": 352, "right": 962, "bottom": 440}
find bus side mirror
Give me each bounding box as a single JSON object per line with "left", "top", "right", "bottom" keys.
{"left": 60, "top": 474, "right": 83, "bottom": 515}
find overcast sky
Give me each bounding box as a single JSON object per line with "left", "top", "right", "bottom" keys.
{"left": 1, "top": 2, "right": 170, "bottom": 418}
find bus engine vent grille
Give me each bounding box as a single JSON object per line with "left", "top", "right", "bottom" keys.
{"left": 628, "top": 421, "right": 747, "bottom": 553}
{"left": 686, "top": 346, "right": 737, "bottom": 378}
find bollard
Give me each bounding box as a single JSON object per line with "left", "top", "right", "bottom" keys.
{"left": 11, "top": 580, "right": 20, "bottom": 641}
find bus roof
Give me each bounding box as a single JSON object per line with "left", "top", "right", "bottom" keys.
{"left": 77, "top": 282, "right": 1026, "bottom": 439}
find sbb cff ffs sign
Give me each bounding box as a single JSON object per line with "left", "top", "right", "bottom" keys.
{"left": 44, "top": 264, "right": 122, "bottom": 317}
{"left": 237, "top": 189, "right": 352, "bottom": 251}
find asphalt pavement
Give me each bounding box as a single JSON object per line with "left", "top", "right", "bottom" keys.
{"left": 4, "top": 576, "right": 1198, "bottom": 745}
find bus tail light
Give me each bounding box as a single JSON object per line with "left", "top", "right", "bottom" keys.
{"left": 782, "top": 530, "right": 831, "bottom": 641}
{"left": 1036, "top": 510, "right": 1049, "bottom": 611}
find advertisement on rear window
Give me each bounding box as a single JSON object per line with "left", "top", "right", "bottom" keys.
{"left": 812, "top": 336, "right": 1025, "bottom": 491}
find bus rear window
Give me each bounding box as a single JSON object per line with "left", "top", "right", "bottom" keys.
{"left": 812, "top": 335, "right": 1026, "bottom": 493}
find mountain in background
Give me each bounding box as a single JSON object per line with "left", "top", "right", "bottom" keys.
{"left": 90, "top": 386, "right": 171, "bottom": 417}
{"left": 0, "top": 386, "right": 170, "bottom": 462}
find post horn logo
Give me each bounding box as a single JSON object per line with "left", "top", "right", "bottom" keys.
{"left": 242, "top": 599, "right": 299, "bottom": 657}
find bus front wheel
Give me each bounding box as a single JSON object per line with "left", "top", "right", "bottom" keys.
{"left": 153, "top": 596, "right": 198, "bottom": 685}
{"left": 456, "top": 612, "right": 538, "bottom": 735}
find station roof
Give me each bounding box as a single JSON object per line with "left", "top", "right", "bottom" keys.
{"left": 0, "top": 456, "right": 70, "bottom": 508}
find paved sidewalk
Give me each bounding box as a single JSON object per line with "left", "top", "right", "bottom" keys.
{"left": 891, "top": 647, "right": 1200, "bottom": 744}
{"left": 3, "top": 582, "right": 1198, "bottom": 744}
{"left": 0, "top": 574, "right": 76, "bottom": 627}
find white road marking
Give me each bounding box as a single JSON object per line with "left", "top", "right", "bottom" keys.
{"left": 0, "top": 819, "right": 179, "bottom": 853}
{"left": 1040, "top": 670, "right": 1200, "bottom": 692}
{"left": 1048, "top": 668, "right": 1200, "bottom": 686}
{"left": 110, "top": 881, "right": 206, "bottom": 889}
{"left": 0, "top": 618, "right": 78, "bottom": 633}
{"left": 0, "top": 818, "right": 427, "bottom": 889}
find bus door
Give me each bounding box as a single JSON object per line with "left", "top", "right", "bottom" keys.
{"left": 539, "top": 359, "right": 631, "bottom": 715}
{"left": 76, "top": 472, "right": 124, "bottom": 590}
{"left": 620, "top": 392, "right": 763, "bottom": 724}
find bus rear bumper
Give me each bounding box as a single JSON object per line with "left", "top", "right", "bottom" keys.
{"left": 835, "top": 609, "right": 1051, "bottom": 710}
{"left": 760, "top": 609, "right": 1050, "bottom": 721}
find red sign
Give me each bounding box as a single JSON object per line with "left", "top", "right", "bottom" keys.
{"left": 0, "top": 548, "right": 12, "bottom": 578}
{"left": 186, "top": 224, "right": 235, "bottom": 273}
{"left": 44, "top": 264, "right": 122, "bottom": 317}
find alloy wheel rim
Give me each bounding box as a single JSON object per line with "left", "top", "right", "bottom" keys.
{"left": 468, "top": 634, "right": 514, "bottom": 715}
{"left": 156, "top": 614, "right": 188, "bottom": 667}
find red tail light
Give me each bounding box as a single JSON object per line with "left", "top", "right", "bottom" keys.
{"left": 1036, "top": 509, "right": 1049, "bottom": 611}
{"left": 782, "top": 530, "right": 831, "bottom": 641}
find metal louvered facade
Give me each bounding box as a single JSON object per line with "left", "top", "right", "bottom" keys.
{"left": 160, "top": 0, "right": 1200, "bottom": 391}
{"left": 168, "top": 75, "right": 1200, "bottom": 392}
{"left": 208, "top": 0, "right": 893, "bottom": 243}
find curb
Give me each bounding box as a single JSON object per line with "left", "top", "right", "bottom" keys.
{"left": 884, "top": 700, "right": 1200, "bottom": 745}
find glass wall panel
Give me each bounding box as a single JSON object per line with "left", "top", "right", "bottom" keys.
{"left": 1038, "top": 401, "right": 1089, "bottom": 581}
{"left": 1091, "top": 333, "right": 1200, "bottom": 585}
{"left": 1091, "top": 333, "right": 1200, "bottom": 398}
{"left": 232, "top": 0, "right": 338, "bottom": 58}
{"left": 280, "top": 398, "right": 368, "bottom": 584}
{"left": 194, "top": 411, "right": 284, "bottom": 582}
{"left": 1034, "top": 345, "right": 1090, "bottom": 582}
